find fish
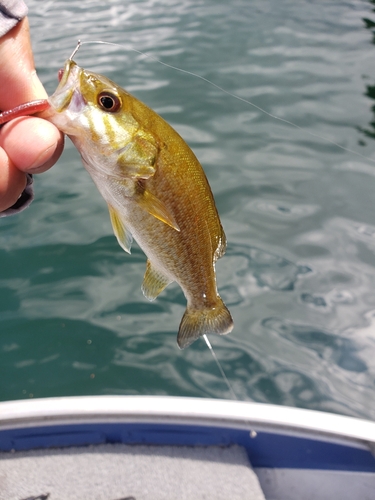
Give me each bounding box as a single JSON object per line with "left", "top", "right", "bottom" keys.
{"left": 5, "top": 58, "right": 234, "bottom": 348}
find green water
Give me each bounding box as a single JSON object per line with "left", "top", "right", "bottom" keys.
{"left": 1, "top": 0, "right": 375, "bottom": 419}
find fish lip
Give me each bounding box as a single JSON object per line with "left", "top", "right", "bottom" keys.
{"left": 48, "top": 59, "right": 86, "bottom": 113}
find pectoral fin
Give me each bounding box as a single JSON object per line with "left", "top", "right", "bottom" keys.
{"left": 142, "top": 260, "right": 173, "bottom": 301}
{"left": 136, "top": 189, "right": 180, "bottom": 232}
{"left": 108, "top": 205, "right": 133, "bottom": 254}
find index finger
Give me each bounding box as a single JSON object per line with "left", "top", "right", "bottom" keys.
{"left": 0, "top": 18, "right": 47, "bottom": 110}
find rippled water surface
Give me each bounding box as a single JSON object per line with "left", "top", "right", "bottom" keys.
{"left": 1, "top": 0, "right": 375, "bottom": 419}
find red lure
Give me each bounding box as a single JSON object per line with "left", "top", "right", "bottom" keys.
{"left": 0, "top": 99, "right": 50, "bottom": 126}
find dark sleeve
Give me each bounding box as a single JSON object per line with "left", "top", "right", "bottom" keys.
{"left": 0, "top": 0, "right": 28, "bottom": 37}
{"left": 0, "top": 1, "right": 33, "bottom": 218}
{"left": 0, "top": 174, "right": 34, "bottom": 218}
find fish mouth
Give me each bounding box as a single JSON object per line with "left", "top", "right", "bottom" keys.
{"left": 48, "top": 60, "right": 86, "bottom": 113}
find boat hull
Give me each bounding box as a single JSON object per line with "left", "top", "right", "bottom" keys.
{"left": 0, "top": 396, "right": 374, "bottom": 500}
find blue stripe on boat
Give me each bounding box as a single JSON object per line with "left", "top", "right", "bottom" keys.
{"left": 1, "top": 422, "right": 374, "bottom": 472}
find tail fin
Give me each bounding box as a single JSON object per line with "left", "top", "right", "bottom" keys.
{"left": 177, "top": 297, "right": 233, "bottom": 349}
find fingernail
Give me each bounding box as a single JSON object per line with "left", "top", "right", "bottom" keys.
{"left": 29, "top": 143, "right": 56, "bottom": 171}
{"left": 31, "top": 71, "right": 48, "bottom": 99}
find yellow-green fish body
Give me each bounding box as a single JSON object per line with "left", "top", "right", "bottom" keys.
{"left": 47, "top": 60, "right": 233, "bottom": 348}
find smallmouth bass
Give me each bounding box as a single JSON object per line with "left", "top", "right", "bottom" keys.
{"left": 46, "top": 59, "right": 233, "bottom": 348}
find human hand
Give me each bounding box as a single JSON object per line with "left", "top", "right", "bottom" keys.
{"left": 0, "top": 18, "right": 64, "bottom": 212}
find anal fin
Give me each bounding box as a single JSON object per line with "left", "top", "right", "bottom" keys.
{"left": 108, "top": 205, "right": 133, "bottom": 254}
{"left": 142, "top": 260, "right": 173, "bottom": 301}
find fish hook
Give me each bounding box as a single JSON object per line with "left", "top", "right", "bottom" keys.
{"left": 69, "top": 39, "right": 82, "bottom": 61}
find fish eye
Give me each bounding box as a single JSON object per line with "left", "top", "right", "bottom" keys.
{"left": 97, "top": 92, "right": 121, "bottom": 112}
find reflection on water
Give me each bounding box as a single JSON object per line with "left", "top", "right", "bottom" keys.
{"left": 1, "top": 0, "right": 375, "bottom": 420}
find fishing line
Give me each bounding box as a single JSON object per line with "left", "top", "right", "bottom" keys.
{"left": 74, "top": 39, "right": 375, "bottom": 165}
{"left": 203, "top": 334, "right": 238, "bottom": 401}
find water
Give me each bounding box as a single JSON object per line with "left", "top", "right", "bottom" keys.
{"left": 1, "top": 0, "right": 375, "bottom": 419}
